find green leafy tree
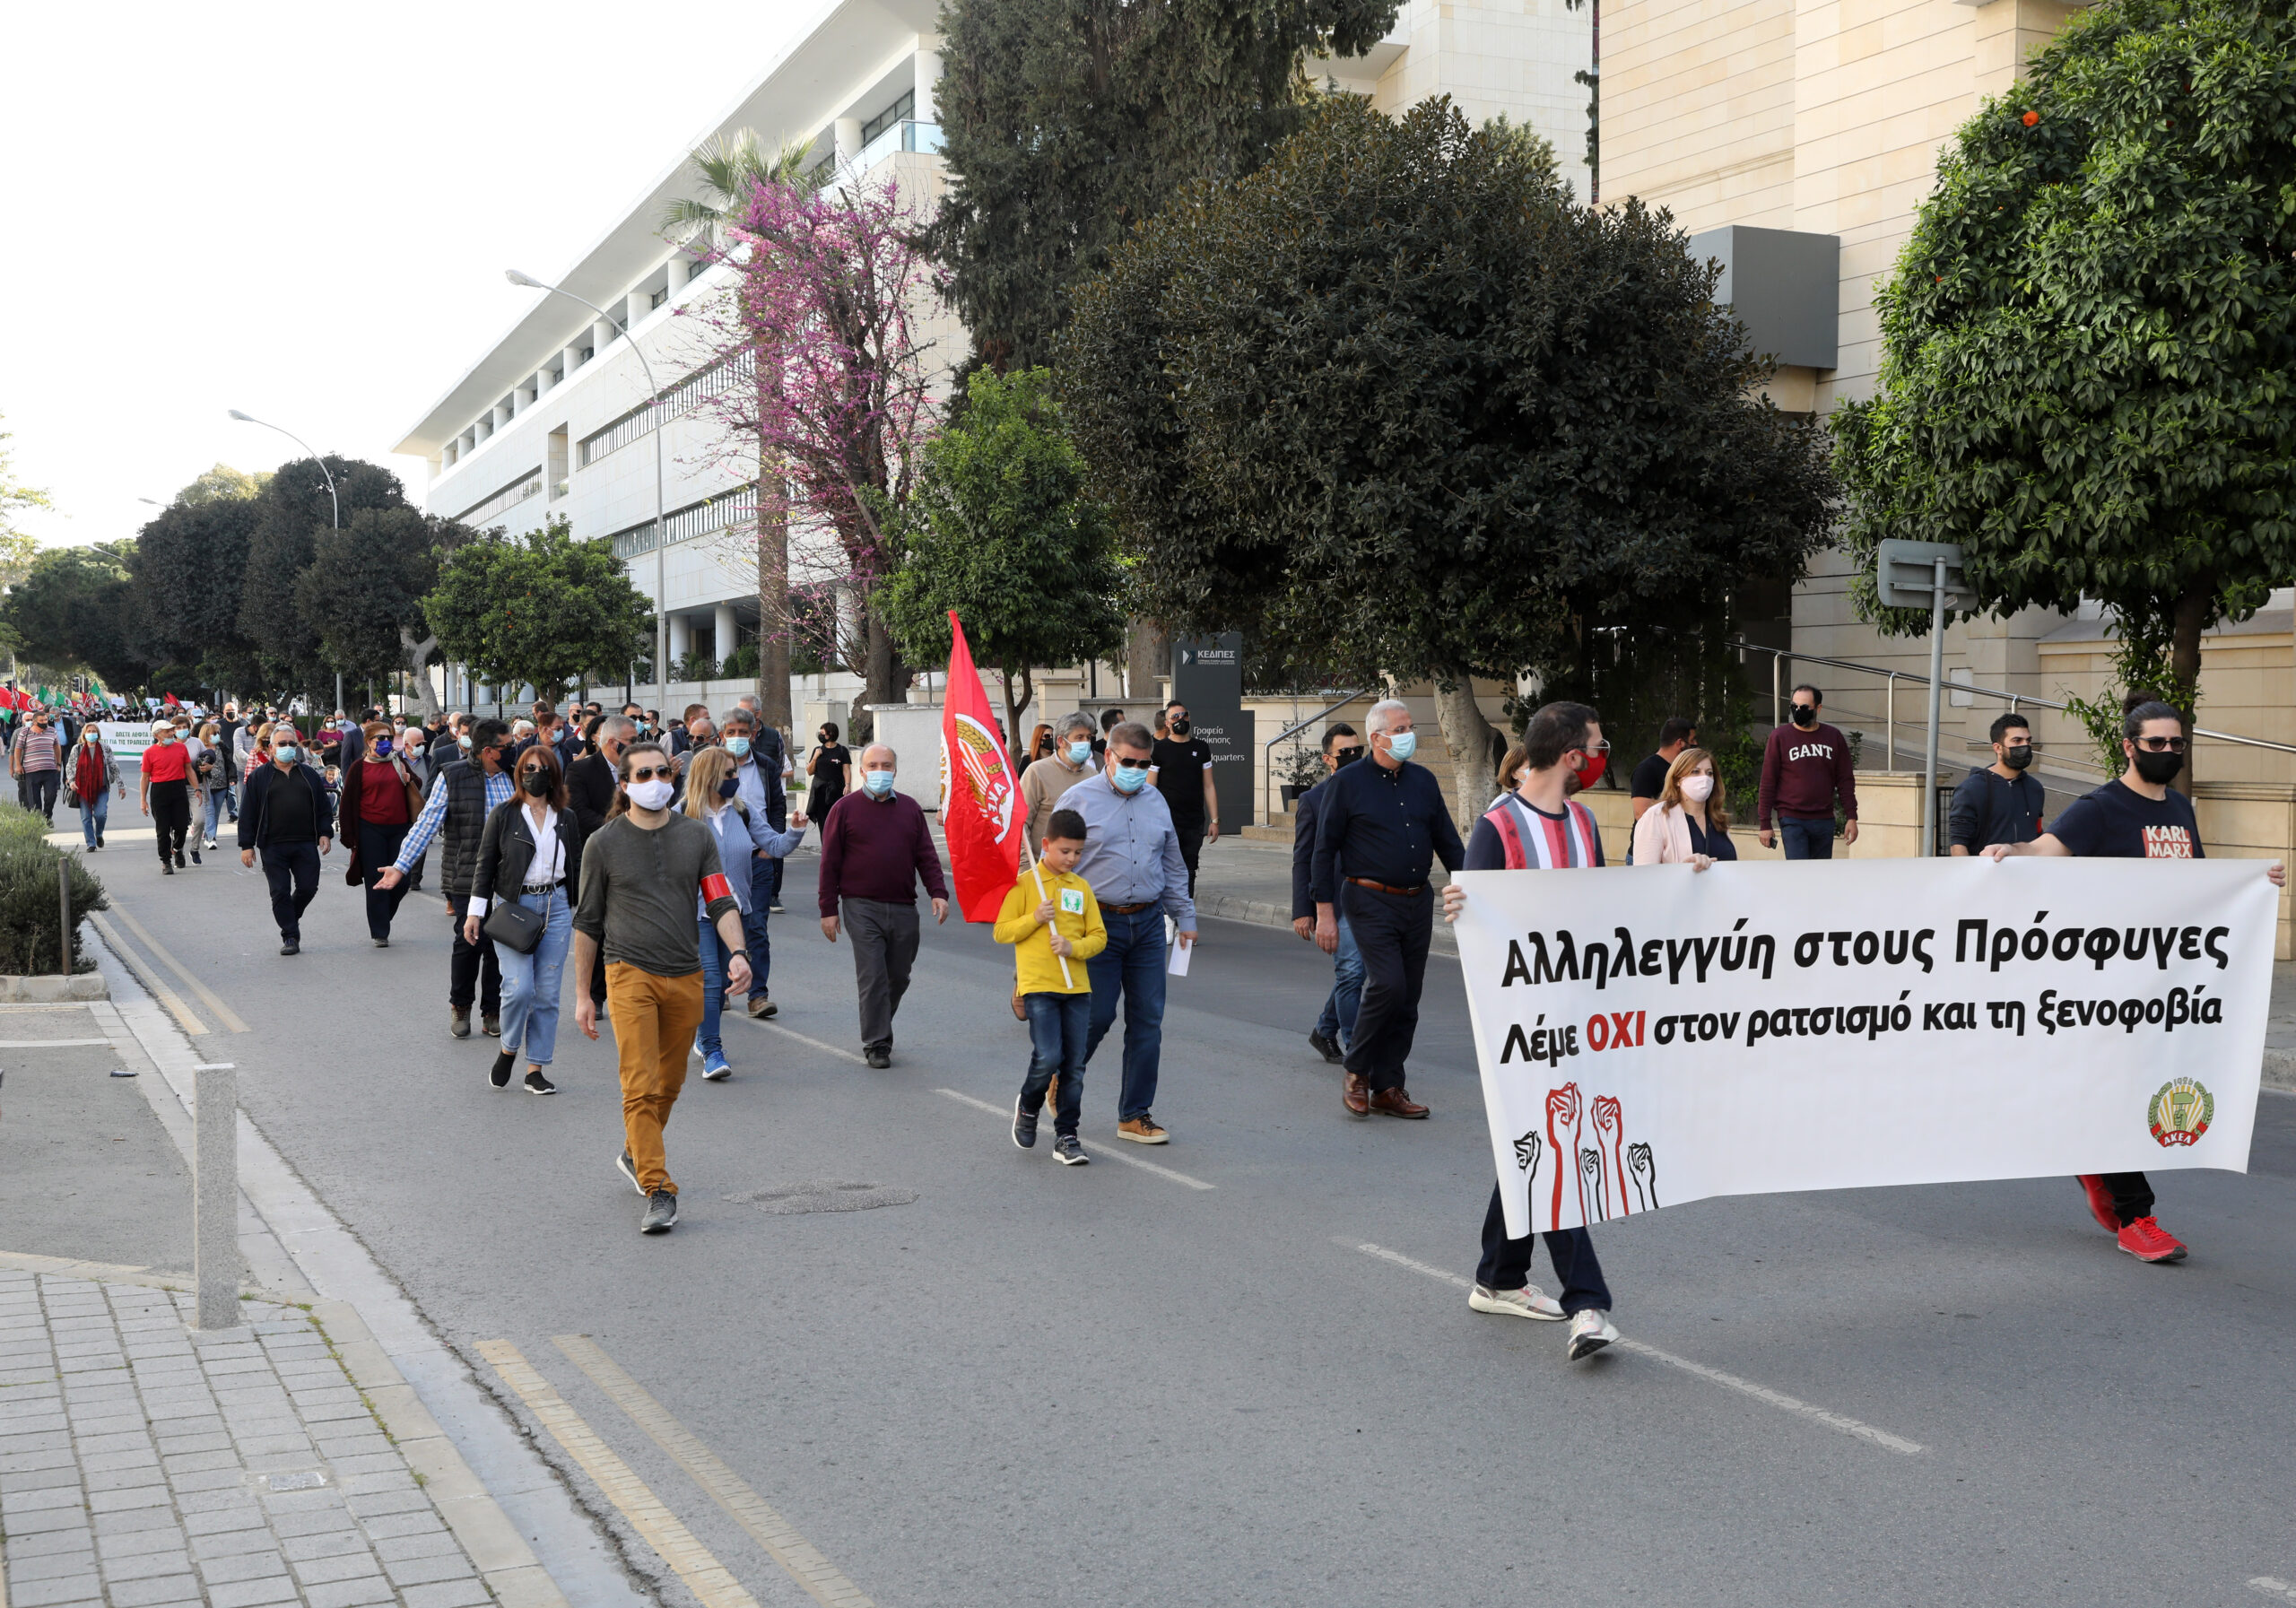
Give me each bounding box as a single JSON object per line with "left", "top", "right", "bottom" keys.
{"left": 425, "top": 517, "right": 652, "bottom": 705}
{"left": 1063, "top": 96, "right": 1836, "bottom": 814}
{"left": 237, "top": 456, "right": 407, "bottom": 701}
{"left": 129, "top": 496, "right": 263, "bottom": 695}
{"left": 881, "top": 367, "right": 1125, "bottom": 736}
{"left": 0, "top": 542, "right": 140, "bottom": 687}
{"left": 0, "top": 413, "right": 51, "bottom": 552}
{"left": 1831, "top": 0, "right": 2296, "bottom": 765}
{"left": 930, "top": 0, "right": 1398, "bottom": 373}
{"left": 295, "top": 508, "right": 471, "bottom": 720}
{"left": 176, "top": 463, "right": 273, "bottom": 505}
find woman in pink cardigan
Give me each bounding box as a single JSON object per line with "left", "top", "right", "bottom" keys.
{"left": 1629, "top": 747, "right": 1736, "bottom": 869}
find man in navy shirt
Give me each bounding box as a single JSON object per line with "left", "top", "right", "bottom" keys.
{"left": 1948, "top": 711, "right": 2047, "bottom": 855}
{"left": 1312, "top": 700, "right": 1465, "bottom": 1119}
{"left": 1292, "top": 723, "right": 1365, "bottom": 1064}
{"left": 1982, "top": 699, "right": 2286, "bottom": 1264}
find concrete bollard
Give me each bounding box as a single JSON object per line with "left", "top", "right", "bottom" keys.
{"left": 192, "top": 1063, "right": 241, "bottom": 1330}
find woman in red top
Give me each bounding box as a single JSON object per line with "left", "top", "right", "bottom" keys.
{"left": 138, "top": 720, "right": 195, "bottom": 872}
{"left": 341, "top": 721, "right": 425, "bottom": 944}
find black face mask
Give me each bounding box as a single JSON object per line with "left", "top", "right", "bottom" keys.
{"left": 2133, "top": 749, "right": 2184, "bottom": 786}
{"left": 2002, "top": 745, "right": 2034, "bottom": 770}
{"left": 520, "top": 771, "right": 551, "bottom": 797}
{"left": 718, "top": 777, "right": 741, "bottom": 799}
{"left": 1790, "top": 706, "right": 1818, "bottom": 727}
{"left": 1170, "top": 718, "right": 1191, "bottom": 736}
{"left": 1334, "top": 746, "right": 1364, "bottom": 767}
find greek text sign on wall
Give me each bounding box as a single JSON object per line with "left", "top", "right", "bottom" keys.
{"left": 1452, "top": 860, "right": 2276, "bottom": 1238}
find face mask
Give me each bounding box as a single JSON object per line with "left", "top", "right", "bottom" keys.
{"left": 1680, "top": 773, "right": 1715, "bottom": 803}
{"left": 1791, "top": 705, "right": 1818, "bottom": 727}
{"left": 458, "top": 734, "right": 473, "bottom": 749}
{"left": 1066, "top": 741, "right": 1092, "bottom": 765}
{"left": 2133, "top": 748, "right": 2184, "bottom": 786}
{"left": 1575, "top": 750, "right": 1608, "bottom": 789}
{"left": 725, "top": 736, "right": 751, "bottom": 760}
{"left": 1111, "top": 762, "right": 1148, "bottom": 795}
{"left": 1334, "top": 746, "right": 1363, "bottom": 767}
{"left": 717, "top": 777, "right": 741, "bottom": 800}
{"left": 372, "top": 738, "right": 392, "bottom": 758}
{"left": 274, "top": 745, "right": 300, "bottom": 764}
{"left": 1385, "top": 730, "right": 1417, "bottom": 762}
{"left": 627, "top": 778, "right": 675, "bottom": 811}
{"left": 520, "top": 770, "right": 551, "bottom": 797}
{"left": 2002, "top": 744, "right": 2034, "bottom": 770}
{"left": 863, "top": 769, "right": 897, "bottom": 797}
{"left": 820, "top": 732, "right": 833, "bottom": 744}
{"left": 1170, "top": 718, "right": 1190, "bottom": 736}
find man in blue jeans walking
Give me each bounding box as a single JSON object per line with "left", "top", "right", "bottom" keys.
{"left": 1057, "top": 722, "right": 1197, "bottom": 1145}
{"left": 1292, "top": 723, "right": 1365, "bottom": 1063}
{"left": 1757, "top": 683, "right": 1859, "bottom": 859}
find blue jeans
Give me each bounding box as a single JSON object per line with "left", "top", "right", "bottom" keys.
{"left": 1022, "top": 992, "right": 1091, "bottom": 1137}
{"left": 1083, "top": 907, "right": 1169, "bottom": 1122}
{"left": 1315, "top": 914, "right": 1364, "bottom": 1047}
{"left": 203, "top": 788, "right": 227, "bottom": 841}
{"left": 1779, "top": 814, "right": 1837, "bottom": 860}
{"left": 698, "top": 917, "right": 733, "bottom": 1058}
{"left": 742, "top": 891, "right": 772, "bottom": 1003}
{"left": 496, "top": 889, "right": 572, "bottom": 1066}
{"left": 74, "top": 789, "right": 108, "bottom": 847}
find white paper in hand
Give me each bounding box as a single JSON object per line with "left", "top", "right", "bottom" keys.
{"left": 1168, "top": 936, "right": 1192, "bottom": 977}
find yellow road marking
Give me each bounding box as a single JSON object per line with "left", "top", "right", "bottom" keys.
{"left": 554, "top": 1334, "right": 876, "bottom": 1608}
{"left": 103, "top": 898, "right": 251, "bottom": 1033}
{"left": 86, "top": 913, "right": 208, "bottom": 1037}
{"left": 476, "top": 1340, "right": 761, "bottom": 1608}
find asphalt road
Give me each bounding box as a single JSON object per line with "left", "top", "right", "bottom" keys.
{"left": 67, "top": 831, "right": 2296, "bottom": 1608}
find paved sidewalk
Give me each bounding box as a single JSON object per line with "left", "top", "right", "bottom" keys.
{"left": 0, "top": 1270, "right": 491, "bottom": 1608}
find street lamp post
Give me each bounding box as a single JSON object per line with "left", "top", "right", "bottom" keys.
{"left": 230, "top": 410, "right": 342, "bottom": 710}
{"left": 505, "top": 270, "right": 669, "bottom": 710}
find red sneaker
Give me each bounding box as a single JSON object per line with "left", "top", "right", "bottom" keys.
{"left": 2116, "top": 1216, "right": 2187, "bottom": 1264}
{"left": 2076, "top": 1174, "right": 2120, "bottom": 1233}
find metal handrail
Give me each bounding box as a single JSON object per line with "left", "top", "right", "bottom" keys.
{"left": 1259, "top": 689, "right": 1370, "bottom": 825}
{"left": 1726, "top": 639, "right": 2296, "bottom": 761}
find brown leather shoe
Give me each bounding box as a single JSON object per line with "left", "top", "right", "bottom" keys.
{"left": 1342, "top": 1073, "right": 1371, "bottom": 1118}
{"left": 1370, "top": 1087, "right": 1430, "bottom": 1118}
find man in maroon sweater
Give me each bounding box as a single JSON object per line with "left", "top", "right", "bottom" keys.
{"left": 1758, "top": 683, "right": 1859, "bottom": 859}
{"left": 818, "top": 743, "right": 949, "bottom": 1066}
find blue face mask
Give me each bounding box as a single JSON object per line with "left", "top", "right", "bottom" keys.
{"left": 1386, "top": 730, "right": 1417, "bottom": 763}
{"left": 1066, "top": 741, "right": 1092, "bottom": 765}
{"left": 717, "top": 777, "right": 741, "bottom": 800}
{"left": 371, "top": 737, "right": 392, "bottom": 758}
{"left": 725, "top": 736, "right": 751, "bottom": 760}
{"left": 863, "top": 769, "right": 897, "bottom": 797}
{"left": 274, "top": 745, "right": 300, "bottom": 764}
{"left": 1111, "top": 762, "right": 1148, "bottom": 795}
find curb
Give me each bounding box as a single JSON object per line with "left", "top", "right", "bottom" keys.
{"left": 1193, "top": 891, "right": 1460, "bottom": 958}
{"left": 0, "top": 971, "right": 108, "bottom": 1002}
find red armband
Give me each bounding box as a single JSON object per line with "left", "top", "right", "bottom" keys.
{"left": 701, "top": 873, "right": 733, "bottom": 904}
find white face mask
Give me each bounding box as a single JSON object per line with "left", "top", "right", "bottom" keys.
{"left": 1681, "top": 774, "right": 1715, "bottom": 803}
{"left": 626, "top": 778, "right": 675, "bottom": 812}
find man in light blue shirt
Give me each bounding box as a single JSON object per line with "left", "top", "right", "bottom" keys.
{"left": 1057, "top": 721, "right": 1197, "bottom": 1145}
{"left": 720, "top": 710, "right": 782, "bottom": 1017}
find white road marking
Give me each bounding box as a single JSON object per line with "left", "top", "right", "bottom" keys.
{"left": 751, "top": 1020, "right": 870, "bottom": 1065}
{"left": 1340, "top": 1237, "right": 1926, "bottom": 1456}
{"left": 0, "top": 1038, "right": 112, "bottom": 1048}
{"left": 2251, "top": 1578, "right": 2296, "bottom": 1602}
{"left": 935, "top": 1088, "right": 1215, "bottom": 1190}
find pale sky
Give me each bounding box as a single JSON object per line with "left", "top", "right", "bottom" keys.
{"left": 0, "top": 1, "right": 810, "bottom": 552}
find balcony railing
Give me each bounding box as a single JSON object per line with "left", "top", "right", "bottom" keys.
{"left": 608, "top": 483, "right": 757, "bottom": 560}
{"left": 857, "top": 118, "right": 945, "bottom": 171}
{"left": 456, "top": 471, "right": 544, "bottom": 529}
{"left": 577, "top": 351, "right": 756, "bottom": 469}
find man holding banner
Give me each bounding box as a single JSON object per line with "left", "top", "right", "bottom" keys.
{"left": 1982, "top": 698, "right": 2287, "bottom": 1263}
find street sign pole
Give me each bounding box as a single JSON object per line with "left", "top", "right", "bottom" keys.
{"left": 1874, "top": 539, "right": 1973, "bottom": 858}
{"left": 1921, "top": 556, "right": 1946, "bottom": 858}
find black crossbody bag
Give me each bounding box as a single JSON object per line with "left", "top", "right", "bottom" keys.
{"left": 483, "top": 898, "right": 545, "bottom": 954}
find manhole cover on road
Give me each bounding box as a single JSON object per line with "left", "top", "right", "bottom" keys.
{"left": 726, "top": 1181, "right": 920, "bottom": 1214}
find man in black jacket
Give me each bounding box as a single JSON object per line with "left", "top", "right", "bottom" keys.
{"left": 237, "top": 726, "right": 335, "bottom": 956}
{"left": 378, "top": 718, "right": 515, "bottom": 1037}
{"left": 1291, "top": 723, "right": 1365, "bottom": 1065}
{"left": 568, "top": 715, "right": 632, "bottom": 1013}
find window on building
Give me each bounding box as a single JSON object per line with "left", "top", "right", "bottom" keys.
{"left": 860, "top": 89, "right": 916, "bottom": 145}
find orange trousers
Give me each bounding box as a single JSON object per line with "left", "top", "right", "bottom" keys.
{"left": 605, "top": 962, "right": 705, "bottom": 1195}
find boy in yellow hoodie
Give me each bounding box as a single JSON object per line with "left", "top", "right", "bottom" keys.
{"left": 994, "top": 808, "right": 1108, "bottom": 1164}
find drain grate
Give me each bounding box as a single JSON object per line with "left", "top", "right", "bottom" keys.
{"left": 726, "top": 1181, "right": 920, "bottom": 1214}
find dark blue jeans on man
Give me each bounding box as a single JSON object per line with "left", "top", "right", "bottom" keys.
{"left": 1778, "top": 814, "right": 1837, "bottom": 860}
{"left": 1315, "top": 913, "right": 1365, "bottom": 1049}
{"left": 1021, "top": 992, "right": 1091, "bottom": 1138}
{"left": 742, "top": 897, "right": 772, "bottom": 1004}
{"left": 1339, "top": 882, "right": 1433, "bottom": 1092}
{"left": 260, "top": 843, "right": 321, "bottom": 943}
{"left": 1083, "top": 907, "right": 1168, "bottom": 1122}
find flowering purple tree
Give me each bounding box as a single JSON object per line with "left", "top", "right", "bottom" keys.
{"left": 689, "top": 169, "right": 942, "bottom": 736}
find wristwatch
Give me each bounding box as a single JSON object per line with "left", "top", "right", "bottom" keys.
{"left": 726, "top": 948, "right": 751, "bottom": 962}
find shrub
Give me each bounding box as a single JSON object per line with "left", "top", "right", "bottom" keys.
{"left": 0, "top": 804, "right": 108, "bottom": 974}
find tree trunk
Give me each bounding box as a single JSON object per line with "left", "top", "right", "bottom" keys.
{"left": 756, "top": 468, "right": 793, "bottom": 743}
{"left": 1126, "top": 619, "right": 1166, "bottom": 701}
{"left": 850, "top": 601, "right": 907, "bottom": 744}
{"left": 1432, "top": 675, "right": 1500, "bottom": 833}
{"left": 2169, "top": 584, "right": 2212, "bottom": 795}
{"left": 995, "top": 665, "right": 1036, "bottom": 758}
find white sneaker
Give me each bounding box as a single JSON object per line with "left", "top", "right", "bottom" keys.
{"left": 1566, "top": 1308, "right": 1619, "bottom": 1360}
{"left": 1468, "top": 1283, "right": 1565, "bottom": 1321}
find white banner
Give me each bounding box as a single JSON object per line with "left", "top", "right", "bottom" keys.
{"left": 96, "top": 722, "right": 157, "bottom": 766}
{"left": 1454, "top": 859, "right": 2278, "bottom": 1237}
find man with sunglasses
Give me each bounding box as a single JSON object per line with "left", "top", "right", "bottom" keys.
{"left": 378, "top": 717, "right": 515, "bottom": 1039}
{"left": 1981, "top": 698, "right": 2287, "bottom": 1263}
{"left": 1292, "top": 722, "right": 1366, "bottom": 1064}
{"left": 1311, "top": 700, "right": 1465, "bottom": 1119}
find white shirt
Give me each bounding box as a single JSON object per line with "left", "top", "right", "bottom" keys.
{"left": 474, "top": 803, "right": 564, "bottom": 916}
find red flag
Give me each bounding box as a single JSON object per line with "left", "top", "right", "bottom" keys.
{"left": 163, "top": 692, "right": 181, "bottom": 708}
{"left": 939, "top": 611, "right": 1024, "bottom": 923}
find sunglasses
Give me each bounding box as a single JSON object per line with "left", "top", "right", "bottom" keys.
{"left": 628, "top": 764, "right": 673, "bottom": 782}
{"left": 1112, "top": 754, "right": 1152, "bottom": 770}
{"left": 1333, "top": 747, "right": 1364, "bottom": 761}
{"left": 2135, "top": 736, "right": 2187, "bottom": 753}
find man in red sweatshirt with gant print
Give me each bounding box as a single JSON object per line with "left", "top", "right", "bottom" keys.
{"left": 1758, "top": 683, "right": 1859, "bottom": 860}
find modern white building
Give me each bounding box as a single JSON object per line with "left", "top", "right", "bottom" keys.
{"left": 394, "top": 0, "right": 1595, "bottom": 723}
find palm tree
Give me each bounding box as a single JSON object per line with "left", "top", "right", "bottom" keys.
{"left": 661, "top": 128, "right": 817, "bottom": 739}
